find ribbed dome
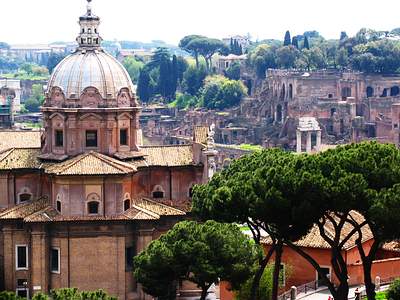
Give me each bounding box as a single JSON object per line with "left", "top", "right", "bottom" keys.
{"left": 47, "top": 50, "right": 134, "bottom": 99}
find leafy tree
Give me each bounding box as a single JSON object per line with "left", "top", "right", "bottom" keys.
{"left": 303, "top": 36, "right": 310, "bottom": 50}
{"left": 224, "top": 61, "right": 241, "bottom": 80}
{"left": 123, "top": 57, "right": 144, "bottom": 83}
{"left": 201, "top": 75, "right": 247, "bottom": 109}
{"left": 179, "top": 35, "right": 205, "bottom": 68}
{"left": 235, "top": 265, "right": 273, "bottom": 300}
{"left": 0, "top": 291, "right": 24, "bottom": 300}
{"left": 47, "top": 53, "right": 66, "bottom": 73}
{"left": 134, "top": 221, "right": 262, "bottom": 300}
{"left": 336, "top": 48, "right": 349, "bottom": 69}
{"left": 25, "top": 84, "right": 45, "bottom": 112}
{"left": 387, "top": 279, "right": 400, "bottom": 300}
{"left": 186, "top": 37, "right": 228, "bottom": 71}
{"left": 192, "top": 149, "right": 323, "bottom": 300}
{"left": 391, "top": 28, "right": 400, "bottom": 36}
{"left": 182, "top": 65, "right": 207, "bottom": 96}
{"left": 0, "top": 42, "right": 10, "bottom": 50}
{"left": 303, "top": 30, "right": 320, "bottom": 39}
{"left": 175, "top": 56, "right": 188, "bottom": 84}
{"left": 248, "top": 44, "right": 278, "bottom": 78}
{"left": 31, "top": 292, "right": 49, "bottom": 300}
{"left": 340, "top": 31, "right": 348, "bottom": 41}
{"left": 276, "top": 46, "right": 299, "bottom": 69}
{"left": 300, "top": 47, "right": 326, "bottom": 70}
{"left": 283, "top": 31, "right": 291, "bottom": 46}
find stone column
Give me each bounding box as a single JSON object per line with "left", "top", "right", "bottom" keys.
{"left": 306, "top": 131, "right": 312, "bottom": 153}
{"left": 296, "top": 131, "right": 302, "bottom": 153}
{"left": 30, "top": 225, "right": 49, "bottom": 295}
{"left": 316, "top": 130, "right": 322, "bottom": 152}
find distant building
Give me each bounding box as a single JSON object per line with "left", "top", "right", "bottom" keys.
{"left": 0, "top": 79, "right": 21, "bottom": 112}
{"left": 214, "top": 54, "right": 247, "bottom": 73}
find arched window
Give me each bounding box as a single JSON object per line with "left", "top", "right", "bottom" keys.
{"left": 289, "top": 84, "right": 293, "bottom": 99}
{"left": 341, "top": 87, "right": 351, "bottom": 99}
{"left": 391, "top": 86, "right": 400, "bottom": 97}
{"left": 87, "top": 201, "right": 99, "bottom": 214}
{"left": 124, "top": 199, "right": 131, "bottom": 211}
{"left": 276, "top": 104, "right": 283, "bottom": 123}
{"left": 152, "top": 185, "right": 165, "bottom": 199}
{"left": 18, "top": 188, "right": 32, "bottom": 203}
{"left": 19, "top": 193, "right": 32, "bottom": 203}
{"left": 280, "top": 84, "right": 286, "bottom": 100}
{"left": 56, "top": 200, "right": 62, "bottom": 213}
{"left": 366, "top": 86, "right": 374, "bottom": 98}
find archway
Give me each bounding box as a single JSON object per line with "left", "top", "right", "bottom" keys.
{"left": 280, "top": 84, "right": 286, "bottom": 100}
{"left": 366, "top": 86, "right": 374, "bottom": 98}
{"left": 289, "top": 84, "right": 293, "bottom": 99}
{"left": 276, "top": 104, "right": 283, "bottom": 123}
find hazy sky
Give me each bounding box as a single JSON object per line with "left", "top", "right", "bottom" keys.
{"left": 2, "top": 0, "right": 400, "bottom": 45}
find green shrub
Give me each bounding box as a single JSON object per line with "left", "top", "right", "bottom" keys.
{"left": 31, "top": 292, "right": 49, "bottom": 300}
{"left": 0, "top": 291, "right": 24, "bottom": 300}
{"left": 387, "top": 279, "right": 400, "bottom": 300}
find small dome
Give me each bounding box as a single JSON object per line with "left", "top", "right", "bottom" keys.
{"left": 47, "top": 50, "right": 134, "bottom": 99}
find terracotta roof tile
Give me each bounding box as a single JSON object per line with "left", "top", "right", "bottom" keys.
{"left": 45, "top": 151, "right": 137, "bottom": 175}
{"left": 0, "top": 148, "right": 42, "bottom": 170}
{"left": 133, "top": 198, "right": 186, "bottom": 216}
{"left": 0, "top": 131, "right": 41, "bottom": 152}
{"left": 0, "top": 197, "right": 49, "bottom": 220}
{"left": 139, "top": 145, "right": 194, "bottom": 167}
{"left": 262, "top": 211, "right": 373, "bottom": 250}
{"left": 0, "top": 197, "right": 185, "bottom": 223}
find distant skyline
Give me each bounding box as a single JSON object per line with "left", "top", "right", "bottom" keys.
{"left": 2, "top": 0, "right": 400, "bottom": 45}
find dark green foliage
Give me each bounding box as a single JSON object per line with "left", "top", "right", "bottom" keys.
{"left": 0, "top": 42, "right": 10, "bottom": 49}
{"left": 283, "top": 31, "right": 291, "bottom": 46}
{"left": 276, "top": 46, "right": 299, "bottom": 68}
{"left": 31, "top": 293, "right": 49, "bottom": 300}
{"left": 291, "top": 37, "right": 299, "bottom": 49}
{"left": 122, "top": 57, "right": 144, "bottom": 83}
{"left": 134, "top": 221, "right": 261, "bottom": 300}
{"left": 340, "top": 31, "right": 348, "bottom": 41}
{"left": 201, "top": 76, "right": 247, "bottom": 109}
{"left": 0, "top": 291, "right": 24, "bottom": 300}
{"left": 179, "top": 35, "right": 205, "bottom": 68}
{"left": 230, "top": 39, "right": 243, "bottom": 55}
{"left": 25, "top": 84, "right": 45, "bottom": 112}
{"left": 303, "top": 36, "right": 310, "bottom": 49}
{"left": 50, "top": 288, "right": 115, "bottom": 300}
{"left": 224, "top": 61, "right": 241, "bottom": 80}
{"left": 182, "top": 65, "right": 207, "bottom": 96}
{"left": 387, "top": 279, "right": 400, "bottom": 300}
{"left": 186, "top": 37, "right": 228, "bottom": 71}
{"left": 137, "top": 68, "right": 152, "bottom": 102}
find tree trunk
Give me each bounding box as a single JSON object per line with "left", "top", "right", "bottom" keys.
{"left": 200, "top": 285, "right": 209, "bottom": 300}
{"left": 195, "top": 53, "right": 199, "bottom": 69}
{"left": 272, "top": 242, "right": 283, "bottom": 300}
{"left": 363, "top": 259, "right": 375, "bottom": 300}
{"left": 250, "top": 244, "right": 276, "bottom": 300}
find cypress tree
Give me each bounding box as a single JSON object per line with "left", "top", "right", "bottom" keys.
{"left": 283, "top": 30, "right": 291, "bottom": 46}
{"left": 340, "top": 31, "right": 348, "bottom": 41}
{"left": 230, "top": 38, "right": 234, "bottom": 54}
{"left": 303, "top": 36, "right": 310, "bottom": 50}
{"left": 170, "top": 55, "right": 178, "bottom": 99}
{"left": 292, "top": 36, "right": 299, "bottom": 49}
{"left": 137, "top": 69, "right": 151, "bottom": 103}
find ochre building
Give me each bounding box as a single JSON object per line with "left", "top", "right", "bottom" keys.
{"left": 0, "top": 2, "right": 216, "bottom": 299}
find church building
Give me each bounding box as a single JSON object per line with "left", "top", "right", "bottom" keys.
{"left": 0, "top": 1, "right": 215, "bottom": 299}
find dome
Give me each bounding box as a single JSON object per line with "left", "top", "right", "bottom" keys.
{"left": 47, "top": 50, "right": 134, "bottom": 99}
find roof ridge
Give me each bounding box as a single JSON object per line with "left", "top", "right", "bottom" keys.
{"left": 54, "top": 152, "right": 91, "bottom": 174}
{"left": 0, "top": 196, "right": 49, "bottom": 219}
{"left": 130, "top": 204, "right": 160, "bottom": 219}
{"left": 91, "top": 151, "right": 135, "bottom": 172}
{"left": 139, "top": 197, "right": 186, "bottom": 214}
{"left": 140, "top": 144, "right": 192, "bottom": 149}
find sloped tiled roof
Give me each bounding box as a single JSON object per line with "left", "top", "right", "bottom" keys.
{"left": 0, "top": 148, "right": 42, "bottom": 170}
{"left": 133, "top": 198, "right": 186, "bottom": 216}
{"left": 0, "top": 131, "right": 41, "bottom": 152}
{"left": 262, "top": 211, "right": 374, "bottom": 251}
{"left": 45, "top": 151, "right": 137, "bottom": 175}
{"left": 139, "top": 145, "right": 194, "bottom": 167}
{"left": 193, "top": 126, "right": 208, "bottom": 145}
{"left": 0, "top": 197, "right": 50, "bottom": 220}
{"left": 0, "top": 197, "right": 186, "bottom": 223}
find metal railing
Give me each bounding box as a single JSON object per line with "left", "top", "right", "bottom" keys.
{"left": 277, "top": 279, "right": 321, "bottom": 300}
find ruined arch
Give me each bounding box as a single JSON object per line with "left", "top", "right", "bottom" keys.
{"left": 366, "top": 86, "right": 374, "bottom": 98}
{"left": 289, "top": 84, "right": 293, "bottom": 100}
{"left": 390, "top": 86, "right": 400, "bottom": 97}
{"left": 280, "top": 84, "right": 286, "bottom": 101}
{"left": 276, "top": 104, "right": 283, "bottom": 123}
